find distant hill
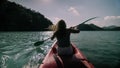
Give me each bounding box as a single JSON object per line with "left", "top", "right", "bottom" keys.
{"left": 77, "top": 23, "right": 120, "bottom": 31}
{"left": 0, "top": 0, "right": 53, "bottom": 31}
{"left": 77, "top": 24, "right": 103, "bottom": 31}
{"left": 103, "top": 25, "right": 120, "bottom": 31}
{"left": 112, "top": 27, "right": 120, "bottom": 30}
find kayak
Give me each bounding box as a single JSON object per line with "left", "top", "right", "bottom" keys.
{"left": 39, "top": 41, "right": 94, "bottom": 68}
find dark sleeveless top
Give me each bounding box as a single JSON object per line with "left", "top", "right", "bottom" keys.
{"left": 55, "top": 29, "right": 71, "bottom": 47}
{"left": 53, "top": 27, "right": 80, "bottom": 47}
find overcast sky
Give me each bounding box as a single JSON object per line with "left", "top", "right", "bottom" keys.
{"left": 8, "top": 0, "right": 120, "bottom": 27}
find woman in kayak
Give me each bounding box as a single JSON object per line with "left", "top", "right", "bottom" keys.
{"left": 51, "top": 20, "right": 80, "bottom": 56}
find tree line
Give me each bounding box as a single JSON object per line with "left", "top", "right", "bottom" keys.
{"left": 0, "top": 0, "right": 53, "bottom": 31}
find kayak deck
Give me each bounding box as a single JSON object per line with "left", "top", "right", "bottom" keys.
{"left": 39, "top": 41, "right": 94, "bottom": 68}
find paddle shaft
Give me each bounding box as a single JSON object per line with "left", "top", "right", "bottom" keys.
{"left": 43, "top": 37, "right": 51, "bottom": 41}
{"left": 74, "top": 17, "right": 98, "bottom": 28}
{"left": 34, "top": 37, "right": 51, "bottom": 46}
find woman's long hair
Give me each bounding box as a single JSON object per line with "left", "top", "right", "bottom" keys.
{"left": 56, "top": 20, "right": 66, "bottom": 31}
{"left": 48, "top": 20, "right": 66, "bottom": 31}
{"left": 55, "top": 20, "right": 67, "bottom": 37}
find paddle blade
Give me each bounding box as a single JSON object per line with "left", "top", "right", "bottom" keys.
{"left": 34, "top": 41, "right": 44, "bottom": 46}
{"left": 81, "top": 17, "right": 98, "bottom": 24}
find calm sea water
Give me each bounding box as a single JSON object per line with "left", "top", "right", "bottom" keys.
{"left": 0, "top": 31, "right": 120, "bottom": 68}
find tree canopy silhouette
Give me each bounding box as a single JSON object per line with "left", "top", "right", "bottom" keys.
{"left": 0, "top": 1, "right": 53, "bottom": 31}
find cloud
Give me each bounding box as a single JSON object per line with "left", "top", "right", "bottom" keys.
{"left": 68, "top": 7, "right": 80, "bottom": 16}
{"left": 104, "top": 16, "right": 120, "bottom": 20}
{"left": 103, "top": 16, "right": 120, "bottom": 26}
{"left": 90, "top": 16, "right": 120, "bottom": 27}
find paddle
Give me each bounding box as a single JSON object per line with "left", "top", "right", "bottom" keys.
{"left": 34, "top": 37, "right": 51, "bottom": 46}
{"left": 74, "top": 17, "right": 98, "bottom": 27}
{"left": 34, "top": 17, "right": 98, "bottom": 46}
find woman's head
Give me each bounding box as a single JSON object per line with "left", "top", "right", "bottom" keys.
{"left": 56, "top": 20, "right": 66, "bottom": 30}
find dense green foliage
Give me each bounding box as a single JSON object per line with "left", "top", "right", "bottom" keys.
{"left": 0, "top": 1, "right": 52, "bottom": 31}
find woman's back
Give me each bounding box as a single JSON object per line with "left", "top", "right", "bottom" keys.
{"left": 55, "top": 29, "right": 71, "bottom": 47}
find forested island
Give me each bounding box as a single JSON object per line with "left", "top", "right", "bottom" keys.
{"left": 0, "top": 0, "right": 120, "bottom": 31}
{"left": 0, "top": 0, "right": 52, "bottom": 31}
